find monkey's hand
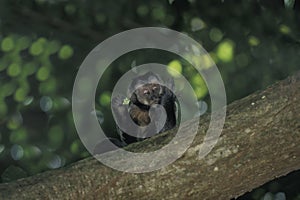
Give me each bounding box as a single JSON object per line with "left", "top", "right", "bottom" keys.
{"left": 160, "top": 86, "right": 176, "bottom": 106}
{"left": 112, "top": 94, "right": 127, "bottom": 107}
{"left": 112, "top": 95, "right": 133, "bottom": 143}
{"left": 111, "top": 94, "right": 128, "bottom": 124}
{"left": 159, "top": 86, "right": 177, "bottom": 133}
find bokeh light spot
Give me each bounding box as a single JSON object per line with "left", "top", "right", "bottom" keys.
{"left": 279, "top": 24, "right": 291, "bottom": 35}
{"left": 1, "top": 37, "right": 15, "bottom": 52}
{"left": 191, "top": 18, "right": 206, "bottom": 32}
{"left": 29, "top": 41, "right": 44, "bottom": 56}
{"left": 58, "top": 45, "right": 74, "bottom": 60}
{"left": 99, "top": 91, "right": 111, "bottom": 107}
{"left": 36, "top": 66, "right": 50, "bottom": 81}
{"left": 167, "top": 60, "right": 182, "bottom": 77}
{"left": 7, "top": 63, "right": 21, "bottom": 77}
{"left": 40, "top": 96, "right": 53, "bottom": 112}
{"left": 11, "top": 144, "right": 24, "bottom": 160}
{"left": 209, "top": 28, "right": 223, "bottom": 42}
{"left": 216, "top": 40, "right": 234, "bottom": 63}
{"left": 248, "top": 36, "right": 260, "bottom": 46}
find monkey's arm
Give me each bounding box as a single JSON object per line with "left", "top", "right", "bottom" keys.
{"left": 128, "top": 104, "right": 150, "bottom": 126}
{"left": 92, "top": 95, "right": 128, "bottom": 154}
{"left": 112, "top": 95, "right": 150, "bottom": 144}
{"left": 159, "top": 86, "right": 177, "bottom": 133}
{"left": 111, "top": 95, "right": 132, "bottom": 143}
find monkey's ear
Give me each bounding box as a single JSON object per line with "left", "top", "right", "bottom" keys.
{"left": 128, "top": 79, "right": 144, "bottom": 95}
{"left": 165, "top": 77, "right": 175, "bottom": 91}
{"left": 147, "top": 72, "right": 162, "bottom": 84}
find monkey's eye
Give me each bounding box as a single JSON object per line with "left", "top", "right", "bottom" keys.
{"left": 143, "top": 89, "right": 150, "bottom": 95}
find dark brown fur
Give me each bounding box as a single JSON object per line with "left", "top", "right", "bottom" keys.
{"left": 112, "top": 72, "right": 177, "bottom": 145}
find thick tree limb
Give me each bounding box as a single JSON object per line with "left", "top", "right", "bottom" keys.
{"left": 0, "top": 71, "right": 299, "bottom": 200}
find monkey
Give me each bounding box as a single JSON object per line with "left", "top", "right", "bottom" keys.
{"left": 93, "top": 72, "right": 177, "bottom": 154}
{"left": 112, "top": 71, "right": 177, "bottom": 145}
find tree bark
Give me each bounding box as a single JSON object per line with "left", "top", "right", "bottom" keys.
{"left": 0, "top": 71, "right": 299, "bottom": 200}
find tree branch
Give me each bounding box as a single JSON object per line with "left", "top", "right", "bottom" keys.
{"left": 0, "top": 71, "right": 299, "bottom": 199}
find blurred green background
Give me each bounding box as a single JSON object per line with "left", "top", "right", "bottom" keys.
{"left": 0, "top": 0, "right": 299, "bottom": 199}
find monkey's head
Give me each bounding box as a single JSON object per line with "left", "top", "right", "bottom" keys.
{"left": 133, "top": 83, "right": 163, "bottom": 106}
{"left": 129, "top": 72, "right": 164, "bottom": 106}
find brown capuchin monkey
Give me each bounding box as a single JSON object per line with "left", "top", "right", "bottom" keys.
{"left": 93, "top": 72, "right": 177, "bottom": 154}
{"left": 112, "top": 71, "right": 177, "bottom": 145}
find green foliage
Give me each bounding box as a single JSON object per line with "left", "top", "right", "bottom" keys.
{"left": 248, "top": 36, "right": 260, "bottom": 46}
{"left": 7, "top": 63, "right": 21, "bottom": 77}
{"left": 99, "top": 91, "right": 111, "bottom": 107}
{"left": 30, "top": 40, "right": 44, "bottom": 56}
{"left": 137, "top": 5, "right": 149, "bottom": 17}
{"left": 279, "top": 24, "right": 291, "bottom": 35}
{"left": 0, "top": 31, "right": 75, "bottom": 182}
{"left": 48, "top": 126, "right": 64, "bottom": 149}
{"left": 1, "top": 37, "right": 15, "bottom": 52}
{"left": 36, "top": 66, "right": 51, "bottom": 81}
{"left": 70, "top": 139, "right": 85, "bottom": 154}
{"left": 190, "top": 17, "right": 206, "bottom": 32}
{"left": 167, "top": 60, "right": 183, "bottom": 77}
{"left": 64, "top": 4, "right": 77, "bottom": 15}
{"left": 209, "top": 28, "right": 223, "bottom": 43}
{"left": 58, "top": 45, "right": 74, "bottom": 60}
{"left": 10, "top": 128, "right": 28, "bottom": 143}
{"left": 216, "top": 40, "right": 235, "bottom": 63}
{"left": 191, "top": 75, "right": 208, "bottom": 99}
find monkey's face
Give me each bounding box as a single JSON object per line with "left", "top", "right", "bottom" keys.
{"left": 134, "top": 83, "right": 163, "bottom": 106}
